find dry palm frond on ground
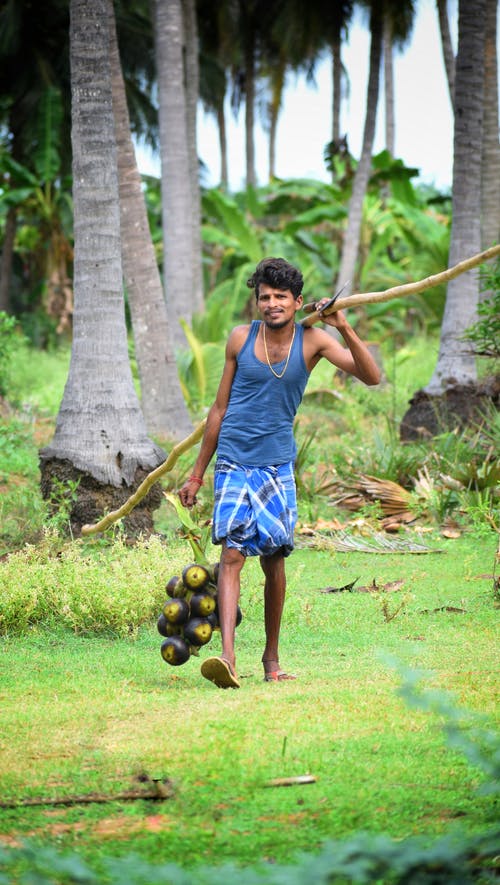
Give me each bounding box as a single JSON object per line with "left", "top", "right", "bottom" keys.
{"left": 299, "top": 529, "right": 442, "bottom": 555}
{"left": 329, "top": 474, "right": 415, "bottom": 527}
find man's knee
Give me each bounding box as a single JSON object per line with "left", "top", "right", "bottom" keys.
{"left": 221, "top": 544, "right": 245, "bottom": 570}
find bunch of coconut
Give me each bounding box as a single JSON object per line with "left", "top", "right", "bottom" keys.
{"left": 158, "top": 562, "right": 242, "bottom": 666}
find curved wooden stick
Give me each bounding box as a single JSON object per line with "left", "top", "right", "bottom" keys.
{"left": 81, "top": 244, "right": 499, "bottom": 536}
{"left": 300, "top": 244, "right": 500, "bottom": 325}
{"left": 81, "top": 418, "right": 207, "bottom": 536}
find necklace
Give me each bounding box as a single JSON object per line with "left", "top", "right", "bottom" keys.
{"left": 262, "top": 323, "right": 296, "bottom": 379}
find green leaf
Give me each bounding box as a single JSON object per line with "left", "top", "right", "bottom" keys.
{"left": 0, "top": 153, "right": 39, "bottom": 187}
{"left": 163, "top": 492, "right": 201, "bottom": 533}
{"left": 282, "top": 203, "right": 345, "bottom": 235}
{"left": 203, "top": 188, "right": 261, "bottom": 262}
{"left": 164, "top": 493, "right": 210, "bottom": 562}
{"left": 201, "top": 224, "right": 240, "bottom": 249}
{"left": 33, "top": 87, "right": 63, "bottom": 183}
{"left": 179, "top": 319, "right": 206, "bottom": 404}
{"left": 0, "top": 187, "right": 38, "bottom": 208}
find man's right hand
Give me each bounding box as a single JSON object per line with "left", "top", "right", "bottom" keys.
{"left": 179, "top": 478, "right": 202, "bottom": 509}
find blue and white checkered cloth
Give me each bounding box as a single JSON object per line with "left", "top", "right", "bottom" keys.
{"left": 212, "top": 459, "right": 297, "bottom": 557}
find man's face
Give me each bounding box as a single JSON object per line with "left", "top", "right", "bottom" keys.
{"left": 256, "top": 284, "right": 303, "bottom": 330}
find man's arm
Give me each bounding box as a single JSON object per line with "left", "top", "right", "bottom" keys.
{"left": 304, "top": 305, "right": 381, "bottom": 386}
{"left": 178, "top": 326, "right": 246, "bottom": 508}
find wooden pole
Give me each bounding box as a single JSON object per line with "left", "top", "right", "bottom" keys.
{"left": 81, "top": 418, "right": 207, "bottom": 536}
{"left": 300, "top": 244, "right": 500, "bottom": 326}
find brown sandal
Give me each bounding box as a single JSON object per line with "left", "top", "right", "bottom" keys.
{"left": 201, "top": 656, "right": 240, "bottom": 689}
{"left": 264, "top": 670, "right": 297, "bottom": 682}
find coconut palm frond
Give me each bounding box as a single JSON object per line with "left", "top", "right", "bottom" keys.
{"left": 330, "top": 473, "right": 414, "bottom": 522}
{"left": 300, "top": 530, "right": 442, "bottom": 555}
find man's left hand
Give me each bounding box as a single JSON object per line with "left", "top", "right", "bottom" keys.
{"left": 317, "top": 299, "right": 348, "bottom": 330}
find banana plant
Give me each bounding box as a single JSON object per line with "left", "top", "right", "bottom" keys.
{"left": 0, "top": 87, "right": 73, "bottom": 330}
{"left": 177, "top": 319, "right": 225, "bottom": 408}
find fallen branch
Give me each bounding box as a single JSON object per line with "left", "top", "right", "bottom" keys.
{"left": 265, "top": 775, "right": 317, "bottom": 787}
{"left": 81, "top": 418, "right": 207, "bottom": 536}
{"left": 0, "top": 780, "right": 175, "bottom": 808}
{"left": 301, "top": 244, "right": 500, "bottom": 325}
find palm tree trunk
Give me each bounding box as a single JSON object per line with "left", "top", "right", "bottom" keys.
{"left": 245, "top": 32, "right": 256, "bottom": 188}
{"left": 155, "top": 0, "right": 195, "bottom": 350}
{"left": 436, "top": 0, "right": 455, "bottom": 106}
{"left": 40, "top": 0, "right": 165, "bottom": 536}
{"left": 217, "top": 99, "right": 228, "bottom": 188}
{"left": 383, "top": 15, "right": 394, "bottom": 156}
{"left": 480, "top": 0, "right": 500, "bottom": 259}
{"left": 0, "top": 205, "right": 16, "bottom": 313}
{"left": 331, "top": 36, "right": 341, "bottom": 147}
{"left": 268, "top": 57, "right": 285, "bottom": 181}
{"left": 425, "top": 0, "right": 486, "bottom": 394}
{"left": 181, "top": 0, "right": 204, "bottom": 313}
{"left": 335, "top": 2, "right": 383, "bottom": 295}
{"left": 108, "top": 0, "right": 193, "bottom": 439}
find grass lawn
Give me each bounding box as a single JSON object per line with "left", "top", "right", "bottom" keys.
{"left": 0, "top": 532, "right": 498, "bottom": 875}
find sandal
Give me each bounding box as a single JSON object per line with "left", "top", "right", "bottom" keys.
{"left": 201, "top": 656, "right": 240, "bottom": 689}
{"left": 264, "top": 670, "right": 297, "bottom": 682}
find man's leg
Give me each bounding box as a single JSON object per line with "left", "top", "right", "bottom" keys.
{"left": 201, "top": 542, "right": 245, "bottom": 688}
{"left": 217, "top": 541, "right": 245, "bottom": 673}
{"left": 260, "top": 550, "right": 286, "bottom": 676}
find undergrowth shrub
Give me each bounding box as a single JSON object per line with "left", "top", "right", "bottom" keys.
{"left": 0, "top": 534, "right": 187, "bottom": 637}
{"left": 0, "top": 312, "right": 20, "bottom": 398}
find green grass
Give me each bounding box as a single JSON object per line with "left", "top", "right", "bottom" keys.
{"left": 8, "top": 339, "right": 70, "bottom": 416}
{"left": 0, "top": 533, "right": 497, "bottom": 873}
{"left": 0, "top": 337, "right": 498, "bottom": 878}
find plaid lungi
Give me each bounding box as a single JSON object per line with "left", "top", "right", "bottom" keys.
{"left": 212, "top": 459, "right": 297, "bottom": 557}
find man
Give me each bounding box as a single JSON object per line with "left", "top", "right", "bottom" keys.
{"left": 179, "top": 257, "right": 380, "bottom": 689}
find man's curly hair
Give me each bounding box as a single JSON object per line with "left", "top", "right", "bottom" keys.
{"left": 247, "top": 257, "right": 304, "bottom": 300}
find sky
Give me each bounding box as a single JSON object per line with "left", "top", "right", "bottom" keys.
{"left": 138, "top": 0, "right": 463, "bottom": 192}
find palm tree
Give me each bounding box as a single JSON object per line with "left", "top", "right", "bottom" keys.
{"left": 108, "top": 0, "right": 193, "bottom": 439}
{"left": 197, "top": 0, "right": 238, "bottom": 189}
{"left": 263, "top": 0, "right": 352, "bottom": 183}
{"left": 182, "top": 0, "right": 204, "bottom": 308}
{"left": 238, "top": 0, "right": 259, "bottom": 188}
{"left": 335, "top": 0, "right": 417, "bottom": 295}
{"left": 383, "top": 15, "right": 395, "bottom": 157}
{"left": 436, "top": 0, "right": 455, "bottom": 105}
{"left": 425, "top": 0, "right": 486, "bottom": 394}
{"left": 0, "top": 0, "right": 161, "bottom": 326}
{"left": 155, "top": 0, "right": 203, "bottom": 349}
{"left": 40, "top": 0, "right": 165, "bottom": 536}
{"left": 329, "top": 2, "right": 354, "bottom": 149}
{"left": 400, "top": 0, "right": 487, "bottom": 440}
{"left": 382, "top": 2, "right": 415, "bottom": 158}
{"left": 480, "top": 0, "right": 500, "bottom": 256}
{"left": 0, "top": 0, "right": 71, "bottom": 316}
{"left": 335, "top": 0, "right": 384, "bottom": 295}
{"left": 226, "top": 0, "right": 284, "bottom": 188}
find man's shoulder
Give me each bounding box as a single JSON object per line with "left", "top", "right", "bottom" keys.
{"left": 227, "top": 322, "right": 254, "bottom": 355}
{"left": 302, "top": 323, "right": 329, "bottom": 347}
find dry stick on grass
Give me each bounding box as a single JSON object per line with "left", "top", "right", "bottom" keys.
{"left": 0, "top": 781, "right": 175, "bottom": 808}
{"left": 300, "top": 244, "right": 500, "bottom": 325}
{"left": 81, "top": 418, "right": 207, "bottom": 536}
{"left": 82, "top": 245, "right": 499, "bottom": 536}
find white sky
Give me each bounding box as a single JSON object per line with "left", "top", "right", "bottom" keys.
{"left": 138, "top": 0, "right": 465, "bottom": 191}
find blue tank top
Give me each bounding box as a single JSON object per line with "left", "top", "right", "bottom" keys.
{"left": 217, "top": 321, "right": 310, "bottom": 466}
